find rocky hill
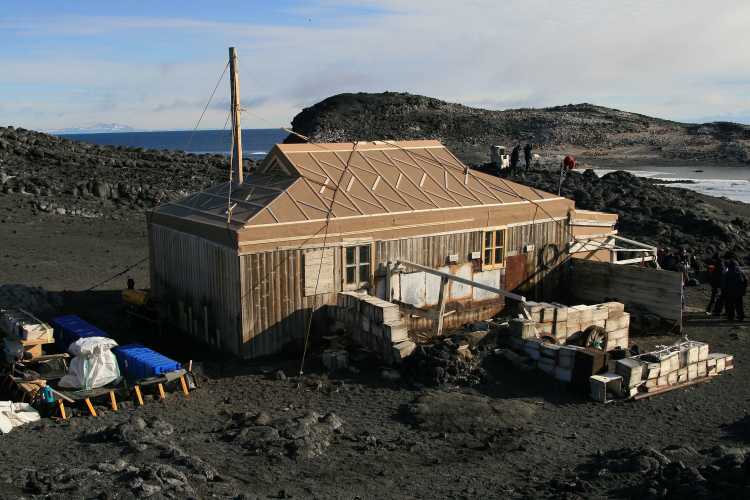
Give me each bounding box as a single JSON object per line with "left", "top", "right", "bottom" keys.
{"left": 0, "top": 126, "right": 240, "bottom": 218}
{"left": 289, "top": 92, "right": 750, "bottom": 165}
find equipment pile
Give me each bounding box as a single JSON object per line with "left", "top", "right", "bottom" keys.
{"left": 1, "top": 309, "right": 194, "bottom": 431}
{"left": 499, "top": 301, "right": 734, "bottom": 401}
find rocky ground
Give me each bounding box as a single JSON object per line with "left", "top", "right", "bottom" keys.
{"left": 288, "top": 92, "right": 750, "bottom": 166}
{"left": 2, "top": 113, "right": 750, "bottom": 497}
{"left": 1, "top": 257, "right": 750, "bottom": 499}
{"left": 496, "top": 167, "right": 750, "bottom": 262}
{"left": 0, "top": 126, "right": 248, "bottom": 220}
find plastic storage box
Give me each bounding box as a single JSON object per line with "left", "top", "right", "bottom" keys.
{"left": 113, "top": 344, "right": 181, "bottom": 381}
{"left": 51, "top": 315, "right": 110, "bottom": 352}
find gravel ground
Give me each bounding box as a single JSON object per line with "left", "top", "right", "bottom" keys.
{"left": 1, "top": 197, "right": 749, "bottom": 499}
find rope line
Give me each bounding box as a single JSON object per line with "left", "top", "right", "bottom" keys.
{"left": 85, "top": 257, "right": 149, "bottom": 292}
{"left": 184, "top": 62, "right": 230, "bottom": 152}
{"left": 297, "top": 141, "right": 360, "bottom": 380}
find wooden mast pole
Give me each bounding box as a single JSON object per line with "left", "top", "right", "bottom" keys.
{"left": 229, "top": 47, "right": 243, "bottom": 184}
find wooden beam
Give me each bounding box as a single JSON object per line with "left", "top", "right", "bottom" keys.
{"left": 435, "top": 276, "right": 449, "bottom": 336}
{"left": 229, "top": 47, "right": 243, "bottom": 184}
{"left": 614, "top": 256, "right": 656, "bottom": 265}
{"left": 396, "top": 259, "right": 526, "bottom": 302}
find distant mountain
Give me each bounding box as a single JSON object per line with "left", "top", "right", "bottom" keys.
{"left": 288, "top": 92, "right": 750, "bottom": 165}
{"left": 48, "top": 123, "right": 140, "bottom": 135}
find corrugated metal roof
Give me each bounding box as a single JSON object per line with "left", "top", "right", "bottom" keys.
{"left": 152, "top": 140, "right": 561, "bottom": 231}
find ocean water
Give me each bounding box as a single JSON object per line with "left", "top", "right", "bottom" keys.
{"left": 593, "top": 166, "right": 750, "bottom": 204}
{"left": 57, "top": 128, "right": 289, "bottom": 160}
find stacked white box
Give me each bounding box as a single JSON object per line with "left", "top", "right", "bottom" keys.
{"left": 335, "top": 291, "right": 414, "bottom": 364}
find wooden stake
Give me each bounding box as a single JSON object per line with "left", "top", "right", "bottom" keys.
{"left": 179, "top": 375, "right": 190, "bottom": 397}
{"left": 57, "top": 400, "right": 67, "bottom": 420}
{"left": 157, "top": 383, "right": 166, "bottom": 401}
{"left": 229, "top": 46, "right": 243, "bottom": 184}
{"left": 84, "top": 398, "right": 97, "bottom": 417}
{"left": 109, "top": 391, "right": 118, "bottom": 412}
{"left": 134, "top": 385, "right": 144, "bottom": 406}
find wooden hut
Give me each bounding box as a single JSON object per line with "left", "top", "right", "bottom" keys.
{"left": 147, "top": 140, "right": 618, "bottom": 358}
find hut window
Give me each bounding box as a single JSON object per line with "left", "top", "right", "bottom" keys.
{"left": 482, "top": 229, "right": 506, "bottom": 269}
{"left": 344, "top": 244, "right": 372, "bottom": 288}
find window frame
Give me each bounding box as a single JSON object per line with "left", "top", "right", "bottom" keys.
{"left": 343, "top": 243, "right": 373, "bottom": 290}
{"left": 482, "top": 228, "right": 507, "bottom": 270}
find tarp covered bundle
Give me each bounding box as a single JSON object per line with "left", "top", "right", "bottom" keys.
{"left": 0, "top": 402, "right": 40, "bottom": 434}
{"left": 59, "top": 337, "right": 121, "bottom": 390}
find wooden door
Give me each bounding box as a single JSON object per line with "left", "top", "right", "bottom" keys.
{"left": 505, "top": 254, "right": 527, "bottom": 292}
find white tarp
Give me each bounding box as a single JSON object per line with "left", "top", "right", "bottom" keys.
{"left": 59, "top": 337, "right": 120, "bottom": 390}
{"left": 0, "top": 402, "right": 40, "bottom": 434}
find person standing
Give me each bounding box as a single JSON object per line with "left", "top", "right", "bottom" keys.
{"left": 510, "top": 144, "right": 521, "bottom": 169}
{"left": 722, "top": 260, "right": 747, "bottom": 321}
{"left": 705, "top": 253, "right": 723, "bottom": 315}
{"left": 563, "top": 154, "right": 577, "bottom": 171}
{"left": 524, "top": 143, "right": 533, "bottom": 170}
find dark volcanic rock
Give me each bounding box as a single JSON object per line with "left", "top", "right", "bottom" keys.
{"left": 287, "top": 92, "right": 750, "bottom": 165}
{"left": 497, "top": 168, "right": 750, "bottom": 262}
{"left": 0, "top": 125, "right": 252, "bottom": 217}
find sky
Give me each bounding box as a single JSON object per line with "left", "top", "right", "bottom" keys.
{"left": 1, "top": 0, "right": 749, "bottom": 131}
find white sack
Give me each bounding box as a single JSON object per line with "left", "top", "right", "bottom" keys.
{"left": 0, "top": 401, "right": 41, "bottom": 434}
{"left": 59, "top": 337, "right": 120, "bottom": 390}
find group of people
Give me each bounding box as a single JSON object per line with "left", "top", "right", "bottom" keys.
{"left": 510, "top": 143, "right": 533, "bottom": 170}
{"left": 705, "top": 253, "right": 748, "bottom": 322}
{"left": 659, "top": 248, "right": 747, "bottom": 321}
{"left": 659, "top": 248, "right": 700, "bottom": 283}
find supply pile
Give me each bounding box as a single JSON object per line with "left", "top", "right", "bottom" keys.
{"left": 517, "top": 301, "right": 630, "bottom": 350}
{"left": 597, "top": 340, "right": 735, "bottom": 401}
{"left": 331, "top": 291, "right": 416, "bottom": 364}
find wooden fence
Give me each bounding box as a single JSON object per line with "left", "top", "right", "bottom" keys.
{"left": 568, "top": 258, "right": 682, "bottom": 330}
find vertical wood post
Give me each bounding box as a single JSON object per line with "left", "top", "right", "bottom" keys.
{"left": 386, "top": 262, "right": 393, "bottom": 302}
{"left": 229, "top": 47, "right": 243, "bottom": 184}
{"left": 435, "top": 276, "right": 450, "bottom": 336}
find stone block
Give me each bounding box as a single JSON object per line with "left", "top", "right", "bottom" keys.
{"left": 605, "top": 303, "right": 625, "bottom": 318}
{"left": 645, "top": 363, "right": 660, "bottom": 379}
{"left": 590, "top": 372, "right": 622, "bottom": 402}
{"left": 391, "top": 341, "right": 416, "bottom": 363}
{"left": 383, "top": 322, "right": 408, "bottom": 344}
{"left": 605, "top": 313, "right": 630, "bottom": 332}
{"left": 555, "top": 366, "right": 572, "bottom": 383}
{"left": 698, "top": 344, "right": 709, "bottom": 361}
{"left": 687, "top": 363, "right": 698, "bottom": 381}
{"left": 540, "top": 343, "right": 560, "bottom": 359}
{"left": 538, "top": 357, "right": 555, "bottom": 375}
{"left": 667, "top": 371, "right": 678, "bottom": 385}
{"left": 553, "top": 307, "right": 568, "bottom": 322}
{"left": 592, "top": 305, "right": 609, "bottom": 322}
{"left": 537, "top": 322, "right": 554, "bottom": 336}
{"left": 615, "top": 358, "right": 644, "bottom": 388}
{"left": 659, "top": 353, "right": 678, "bottom": 375}
{"left": 509, "top": 318, "right": 536, "bottom": 339}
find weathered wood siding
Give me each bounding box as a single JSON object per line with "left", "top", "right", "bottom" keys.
{"left": 235, "top": 220, "right": 569, "bottom": 358}
{"left": 149, "top": 224, "right": 241, "bottom": 354}
{"left": 568, "top": 258, "right": 682, "bottom": 329}
{"left": 238, "top": 247, "right": 343, "bottom": 359}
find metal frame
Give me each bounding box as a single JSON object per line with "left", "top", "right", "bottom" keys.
{"left": 571, "top": 234, "right": 659, "bottom": 268}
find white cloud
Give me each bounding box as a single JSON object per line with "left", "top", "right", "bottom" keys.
{"left": 1, "top": 0, "right": 749, "bottom": 130}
